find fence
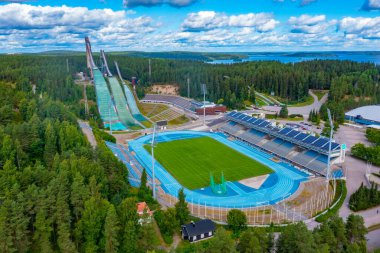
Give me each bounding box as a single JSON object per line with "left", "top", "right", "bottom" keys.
{"left": 156, "top": 179, "right": 335, "bottom": 226}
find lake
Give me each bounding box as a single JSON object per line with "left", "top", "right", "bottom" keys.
{"left": 207, "top": 52, "right": 380, "bottom": 65}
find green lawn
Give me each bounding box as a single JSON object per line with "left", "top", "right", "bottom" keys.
{"left": 312, "top": 90, "right": 328, "bottom": 101}
{"left": 144, "top": 137, "right": 273, "bottom": 190}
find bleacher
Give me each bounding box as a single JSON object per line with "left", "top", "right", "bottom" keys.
{"left": 220, "top": 112, "right": 344, "bottom": 176}
{"left": 226, "top": 111, "right": 341, "bottom": 156}
{"left": 141, "top": 94, "right": 202, "bottom": 112}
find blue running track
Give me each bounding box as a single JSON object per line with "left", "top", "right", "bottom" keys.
{"left": 111, "top": 131, "right": 310, "bottom": 208}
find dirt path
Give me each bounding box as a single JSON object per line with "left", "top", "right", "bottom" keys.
{"left": 171, "top": 234, "right": 182, "bottom": 250}
{"left": 78, "top": 120, "right": 97, "bottom": 148}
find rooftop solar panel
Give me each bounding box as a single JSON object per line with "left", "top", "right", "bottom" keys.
{"left": 253, "top": 119, "right": 264, "bottom": 126}
{"left": 303, "top": 135, "right": 318, "bottom": 144}
{"left": 240, "top": 115, "right": 249, "bottom": 121}
{"left": 322, "top": 142, "right": 340, "bottom": 151}
{"left": 287, "top": 130, "right": 300, "bottom": 138}
{"left": 332, "top": 143, "right": 340, "bottom": 150}
{"left": 279, "top": 128, "right": 292, "bottom": 135}
{"left": 247, "top": 118, "right": 257, "bottom": 123}
{"left": 312, "top": 138, "right": 329, "bottom": 148}
{"left": 259, "top": 121, "right": 270, "bottom": 127}
{"left": 294, "top": 133, "right": 308, "bottom": 140}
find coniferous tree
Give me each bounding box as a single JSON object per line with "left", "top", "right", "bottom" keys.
{"left": 138, "top": 168, "right": 149, "bottom": 201}
{"left": 175, "top": 188, "right": 190, "bottom": 225}
{"left": 33, "top": 209, "right": 53, "bottom": 253}
{"left": 104, "top": 205, "right": 120, "bottom": 253}
{"left": 279, "top": 104, "right": 289, "bottom": 118}
{"left": 43, "top": 123, "right": 57, "bottom": 167}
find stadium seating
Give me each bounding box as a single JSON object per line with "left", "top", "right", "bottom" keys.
{"left": 219, "top": 119, "right": 337, "bottom": 176}
{"left": 226, "top": 111, "right": 341, "bottom": 156}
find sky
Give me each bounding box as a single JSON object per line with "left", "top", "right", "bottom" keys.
{"left": 0, "top": 0, "right": 380, "bottom": 52}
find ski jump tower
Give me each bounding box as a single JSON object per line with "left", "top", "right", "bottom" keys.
{"left": 100, "top": 49, "right": 113, "bottom": 77}
{"left": 85, "top": 36, "right": 96, "bottom": 79}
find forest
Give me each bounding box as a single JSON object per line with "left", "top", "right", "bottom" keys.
{"left": 0, "top": 54, "right": 377, "bottom": 252}
{"left": 107, "top": 55, "right": 380, "bottom": 122}
{"left": 1, "top": 54, "right": 379, "bottom": 122}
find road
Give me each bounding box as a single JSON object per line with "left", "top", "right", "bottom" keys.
{"left": 263, "top": 90, "right": 329, "bottom": 119}
{"left": 367, "top": 229, "right": 380, "bottom": 251}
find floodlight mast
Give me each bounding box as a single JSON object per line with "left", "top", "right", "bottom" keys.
{"left": 151, "top": 124, "right": 157, "bottom": 200}
{"left": 202, "top": 83, "right": 206, "bottom": 126}
{"left": 327, "top": 109, "right": 333, "bottom": 188}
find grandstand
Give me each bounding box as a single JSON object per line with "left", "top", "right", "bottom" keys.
{"left": 150, "top": 107, "right": 183, "bottom": 122}
{"left": 220, "top": 111, "right": 345, "bottom": 176}
{"left": 141, "top": 94, "right": 202, "bottom": 113}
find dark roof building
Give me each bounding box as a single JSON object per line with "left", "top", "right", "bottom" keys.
{"left": 181, "top": 219, "right": 216, "bottom": 242}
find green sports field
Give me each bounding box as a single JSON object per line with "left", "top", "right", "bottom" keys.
{"left": 144, "top": 136, "right": 273, "bottom": 190}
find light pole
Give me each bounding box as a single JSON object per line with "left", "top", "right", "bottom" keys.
{"left": 151, "top": 124, "right": 157, "bottom": 200}
{"left": 327, "top": 109, "right": 334, "bottom": 192}
{"left": 202, "top": 83, "right": 206, "bottom": 126}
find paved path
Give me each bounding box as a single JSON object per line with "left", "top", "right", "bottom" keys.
{"left": 367, "top": 229, "right": 380, "bottom": 251}
{"left": 263, "top": 90, "right": 328, "bottom": 119}
{"left": 334, "top": 125, "right": 380, "bottom": 224}
{"left": 78, "top": 120, "right": 97, "bottom": 148}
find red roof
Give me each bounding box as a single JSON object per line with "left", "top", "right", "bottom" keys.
{"left": 137, "top": 202, "right": 153, "bottom": 216}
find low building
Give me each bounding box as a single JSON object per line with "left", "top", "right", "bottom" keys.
{"left": 195, "top": 103, "right": 227, "bottom": 115}
{"left": 345, "top": 105, "right": 380, "bottom": 126}
{"left": 137, "top": 202, "right": 153, "bottom": 225}
{"left": 181, "top": 219, "right": 216, "bottom": 242}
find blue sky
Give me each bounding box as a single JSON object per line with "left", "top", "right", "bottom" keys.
{"left": 0, "top": 0, "right": 380, "bottom": 52}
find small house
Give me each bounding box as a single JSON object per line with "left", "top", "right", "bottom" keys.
{"left": 181, "top": 219, "right": 216, "bottom": 242}
{"left": 137, "top": 202, "right": 153, "bottom": 225}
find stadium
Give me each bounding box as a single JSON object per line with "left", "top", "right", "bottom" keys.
{"left": 107, "top": 111, "right": 346, "bottom": 225}
{"left": 85, "top": 37, "right": 347, "bottom": 225}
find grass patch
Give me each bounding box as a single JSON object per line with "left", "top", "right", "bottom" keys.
{"left": 287, "top": 95, "right": 314, "bottom": 107}
{"left": 312, "top": 90, "right": 328, "bottom": 101}
{"left": 139, "top": 103, "right": 169, "bottom": 117}
{"left": 168, "top": 115, "right": 189, "bottom": 126}
{"left": 315, "top": 180, "right": 347, "bottom": 223}
{"left": 144, "top": 136, "right": 272, "bottom": 189}
{"left": 368, "top": 223, "right": 380, "bottom": 232}
{"left": 255, "top": 97, "right": 267, "bottom": 107}
{"left": 141, "top": 120, "right": 153, "bottom": 128}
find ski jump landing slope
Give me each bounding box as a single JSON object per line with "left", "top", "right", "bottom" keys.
{"left": 115, "top": 61, "right": 147, "bottom": 123}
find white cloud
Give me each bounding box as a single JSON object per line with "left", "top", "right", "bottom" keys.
{"left": 122, "top": 0, "right": 197, "bottom": 8}
{"left": 339, "top": 16, "right": 380, "bottom": 39}
{"left": 0, "top": 3, "right": 159, "bottom": 51}
{"left": 272, "top": 0, "right": 317, "bottom": 6}
{"left": 182, "top": 11, "right": 279, "bottom": 32}
{"left": 288, "top": 14, "right": 336, "bottom": 34}
{"left": 361, "top": 0, "right": 380, "bottom": 11}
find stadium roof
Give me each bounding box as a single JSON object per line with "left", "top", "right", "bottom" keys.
{"left": 345, "top": 105, "right": 380, "bottom": 123}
